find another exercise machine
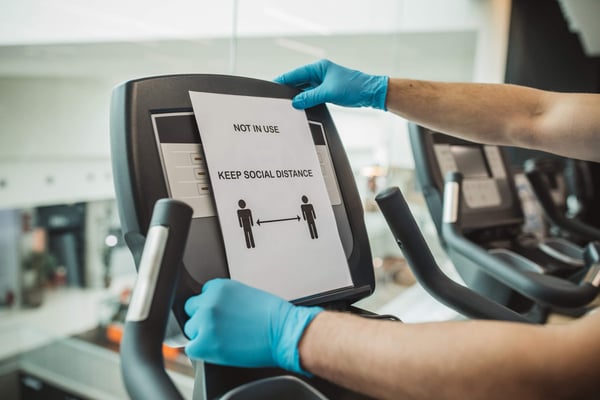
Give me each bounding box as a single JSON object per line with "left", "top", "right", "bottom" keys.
{"left": 408, "top": 124, "right": 600, "bottom": 321}
{"left": 524, "top": 157, "right": 600, "bottom": 243}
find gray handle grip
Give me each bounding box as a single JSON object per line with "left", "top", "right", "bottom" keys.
{"left": 121, "top": 199, "right": 193, "bottom": 400}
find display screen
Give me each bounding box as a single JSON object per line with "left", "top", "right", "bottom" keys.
{"left": 151, "top": 113, "right": 343, "bottom": 218}
{"left": 451, "top": 145, "right": 490, "bottom": 178}
{"left": 154, "top": 112, "right": 200, "bottom": 144}
{"left": 151, "top": 112, "right": 215, "bottom": 218}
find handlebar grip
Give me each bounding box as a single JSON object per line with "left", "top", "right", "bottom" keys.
{"left": 443, "top": 173, "right": 598, "bottom": 308}
{"left": 375, "top": 186, "right": 530, "bottom": 323}
{"left": 525, "top": 164, "right": 600, "bottom": 241}
{"left": 121, "top": 199, "right": 193, "bottom": 400}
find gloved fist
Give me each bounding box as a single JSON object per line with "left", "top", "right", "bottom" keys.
{"left": 274, "top": 59, "right": 388, "bottom": 110}
{"left": 184, "top": 278, "right": 323, "bottom": 375}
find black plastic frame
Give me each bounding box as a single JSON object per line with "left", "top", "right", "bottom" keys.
{"left": 111, "top": 74, "right": 374, "bottom": 307}
{"left": 408, "top": 123, "right": 524, "bottom": 234}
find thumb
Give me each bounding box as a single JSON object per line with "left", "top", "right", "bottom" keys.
{"left": 292, "top": 86, "right": 328, "bottom": 109}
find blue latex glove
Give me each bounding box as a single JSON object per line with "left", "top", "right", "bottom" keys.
{"left": 184, "top": 278, "right": 323, "bottom": 374}
{"left": 274, "top": 59, "right": 389, "bottom": 110}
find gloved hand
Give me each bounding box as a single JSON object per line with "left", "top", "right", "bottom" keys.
{"left": 274, "top": 59, "right": 389, "bottom": 110}
{"left": 184, "top": 278, "right": 323, "bottom": 375}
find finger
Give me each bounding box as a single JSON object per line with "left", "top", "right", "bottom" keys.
{"left": 202, "top": 277, "right": 227, "bottom": 293}
{"left": 183, "top": 316, "right": 199, "bottom": 339}
{"left": 185, "top": 336, "right": 208, "bottom": 360}
{"left": 184, "top": 294, "right": 202, "bottom": 316}
{"left": 292, "top": 85, "right": 328, "bottom": 109}
{"left": 185, "top": 333, "right": 220, "bottom": 362}
{"left": 274, "top": 59, "right": 328, "bottom": 87}
{"left": 185, "top": 278, "right": 227, "bottom": 316}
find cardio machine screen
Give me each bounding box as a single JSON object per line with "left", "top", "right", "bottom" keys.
{"left": 451, "top": 145, "right": 491, "bottom": 178}
{"left": 150, "top": 112, "right": 343, "bottom": 218}
{"left": 148, "top": 109, "right": 357, "bottom": 302}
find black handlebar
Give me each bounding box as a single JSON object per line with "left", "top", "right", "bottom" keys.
{"left": 121, "top": 199, "right": 193, "bottom": 400}
{"left": 442, "top": 172, "right": 598, "bottom": 308}
{"left": 525, "top": 160, "right": 600, "bottom": 241}
{"left": 375, "top": 186, "right": 531, "bottom": 323}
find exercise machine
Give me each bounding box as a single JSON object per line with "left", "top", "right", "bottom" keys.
{"left": 524, "top": 157, "right": 600, "bottom": 243}
{"left": 112, "top": 75, "right": 562, "bottom": 399}
{"left": 408, "top": 124, "right": 600, "bottom": 321}
{"left": 111, "top": 74, "right": 381, "bottom": 399}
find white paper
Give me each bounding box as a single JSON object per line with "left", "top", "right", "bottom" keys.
{"left": 189, "top": 91, "right": 353, "bottom": 300}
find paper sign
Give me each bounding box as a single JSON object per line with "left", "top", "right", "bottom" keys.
{"left": 189, "top": 91, "right": 353, "bottom": 300}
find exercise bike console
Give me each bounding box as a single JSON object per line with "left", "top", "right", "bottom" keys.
{"left": 111, "top": 74, "right": 376, "bottom": 399}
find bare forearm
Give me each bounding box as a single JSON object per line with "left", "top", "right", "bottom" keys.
{"left": 299, "top": 311, "right": 600, "bottom": 399}
{"left": 386, "top": 79, "right": 546, "bottom": 147}
{"left": 385, "top": 79, "right": 600, "bottom": 162}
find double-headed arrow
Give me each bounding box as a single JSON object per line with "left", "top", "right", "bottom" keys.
{"left": 257, "top": 215, "right": 300, "bottom": 226}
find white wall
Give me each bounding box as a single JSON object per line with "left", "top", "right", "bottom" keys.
{"left": 0, "top": 0, "right": 513, "bottom": 210}
{"left": 0, "top": 78, "right": 115, "bottom": 208}
{"left": 473, "top": 0, "right": 512, "bottom": 83}
{"left": 0, "top": 0, "right": 482, "bottom": 45}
